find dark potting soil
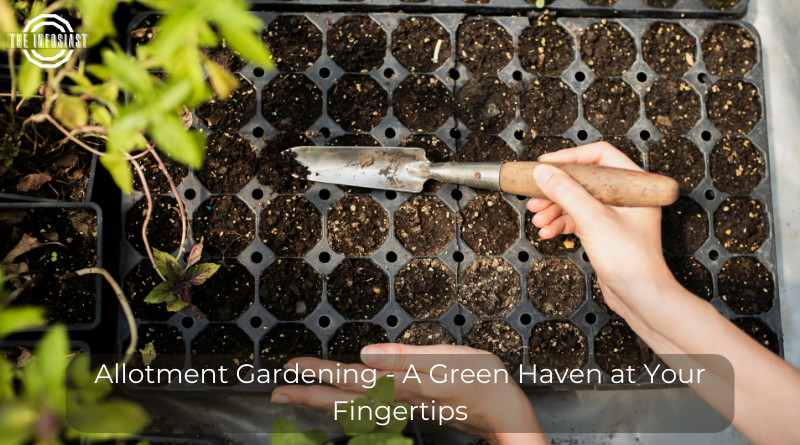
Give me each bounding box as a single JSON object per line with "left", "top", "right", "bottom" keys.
{"left": 393, "top": 75, "right": 452, "bottom": 133}
{"left": 1, "top": 208, "right": 97, "bottom": 324}
{"left": 327, "top": 16, "right": 386, "bottom": 73}
{"left": 602, "top": 136, "right": 644, "bottom": 168}
{"left": 260, "top": 196, "right": 322, "bottom": 257}
{"left": 528, "top": 258, "right": 584, "bottom": 318}
{"left": 519, "top": 17, "right": 574, "bottom": 77}
{"left": 707, "top": 80, "right": 762, "bottom": 136}
{"left": 192, "top": 259, "right": 253, "bottom": 321}
{"left": 525, "top": 210, "right": 581, "bottom": 256}
{"left": 718, "top": 256, "right": 773, "bottom": 315}
{"left": 661, "top": 197, "right": 709, "bottom": 256}
{"left": 521, "top": 78, "right": 578, "bottom": 135}
{"left": 645, "top": 79, "right": 701, "bottom": 135}
{"left": 701, "top": 0, "right": 742, "bottom": 10}
{"left": 191, "top": 324, "right": 254, "bottom": 386}
{"left": 460, "top": 192, "right": 519, "bottom": 255}
{"left": 643, "top": 0, "right": 680, "bottom": 7}
{"left": 580, "top": 21, "right": 636, "bottom": 77}
{"left": 457, "top": 18, "right": 513, "bottom": 76}
{"left": 328, "top": 259, "right": 389, "bottom": 320}
{"left": 396, "top": 258, "right": 456, "bottom": 319}
{"left": 666, "top": 256, "right": 713, "bottom": 301}
{"left": 134, "top": 324, "right": 185, "bottom": 369}
{"left": 456, "top": 77, "right": 516, "bottom": 134}
{"left": 529, "top": 321, "right": 587, "bottom": 372}
{"left": 521, "top": 136, "right": 573, "bottom": 161}
{"left": 710, "top": 138, "right": 764, "bottom": 195}
{"left": 702, "top": 24, "right": 756, "bottom": 78}
{"left": 194, "top": 75, "right": 257, "bottom": 132}
{"left": 591, "top": 274, "right": 616, "bottom": 316}
{"left": 391, "top": 17, "right": 451, "bottom": 73}
{"left": 328, "top": 196, "right": 389, "bottom": 256}
{"left": 131, "top": 150, "right": 188, "bottom": 195}
{"left": 202, "top": 41, "right": 247, "bottom": 73}
{"left": 456, "top": 134, "right": 516, "bottom": 163}
{"left": 125, "top": 195, "right": 181, "bottom": 256}
{"left": 260, "top": 259, "right": 321, "bottom": 321}
{"left": 582, "top": 79, "right": 640, "bottom": 135}
{"left": 398, "top": 322, "right": 456, "bottom": 346}
{"left": 648, "top": 136, "right": 705, "bottom": 194}
{"left": 262, "top": 74, "right": 323, "bottom": 132}
{"left": 584, "top": 0, "right": 617, "bottom": 5}
{"left": 328, "top": 74, "right": 388, "bottom": 132}
{"left": 260, "top": 324, "right": 323, "bottom": 369}
{"left": 458, "top": 258, "right": 521, "bottom": 319}
{"left": 642, "top": 22, "right": 697, "bottom": 77}
{"left": 264, "top": 16, "right": 323, "bottom": 72}
{"left": 594, "top": 320, "right": 651, "bottom": 376}
{"left": 257, "top": 133, "right": 314, "bottom": 194}
{"left": 714, "top": 197, "right": 766, "bottom": 254}
{"left": 124, "top": 261, "right": 175, "bottom": 322}
{"left": 463, "top": 321, "right": 522, "bottom": 371}
{"left": 732, "top": 318, "right": 779, "bottom": 354}
{"left": 327, "top": 134, "right": 380, "bottom": 147}
{"left": 400, "top": 134, "right": 452, "bottom": 192}
{"left": 329, "top": 323, "right": 389, "bottom": 359}
{"left": 192, "top": 196, "right": 256, "bottom": 257}
{"left": 395, "top": 195, "right": 455, "bottom": 256}
{"left": 196, "top": 132, "right": 257, "bottom": 194}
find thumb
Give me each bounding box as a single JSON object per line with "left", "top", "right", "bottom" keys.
{"left": 533, "top": 164, "right": 608, "bottom": 228}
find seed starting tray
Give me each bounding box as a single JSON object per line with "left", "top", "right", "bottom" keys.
{"left": 117, "top": 12, "right": 779, "bottom": 392}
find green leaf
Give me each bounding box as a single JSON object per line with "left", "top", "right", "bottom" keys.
{"left": 141, "top": 341, "right": 156, "bottom": 366}
{"left": 100, "top": 148, "right": 133, "bottom": 194}
{"left": 536, "top": 0, "right": 545, "bottom": 7}
{"left": 0, "top": 355, "right": 13, "bottom": 400}
{"left": 64, "top": 400, "right": 148, "bottom": 435}
{"left": 217, "top": 24, "right": 275, "bottom": 72}
{"left": 0, "top": 0, "right": 18, "bottom": 34}
{"left": 270, "top": 419, "right": 327, "bottom": 445}
{"left": 90, "top": 104, "right": 112, "bottom": 128}
{"left": 186, "top": 263, "right": 219, "bottom": 286}
{"left": 99, "top": 49, "right": 154, "bottom": 94}
{"left": 143, "top": 281, "right": 175, "bottom": 304}
{"left": 165, "top": 298, "right": 188, "bottom": 312}
{"left": 0, "top": 307, "right": 45, "bottom": 338}
{"left": 348, "top": 433, "right": 413, "bottom": 445}
{"left": 149, "top": 117, "right": 205, "bottom": 169}
{"left": 0, "top": 402, "right": 37, "bottom": 445}
{"left": 340, "top": 398, "right": 378, "bottom": 435}
{"left": 365, "top": 374, "right": 396, "bottom": 404}
{"left": 36, "top": 325, "right": 68, "bottom": 408}
{"left": 380, "top": 402, "right": 410, "bottom": 434}
{"left": 54, "top": 95, "right": 88, "bottom": 130}
{"left": 186, "top": 243, "right": 203, "bottom": 268}
{"left": 204, "top": 58, "right": 239, "bottom": 99}
{"left": 17, "top": 58, "right": 41, "bottom": 100}
{"left": 152, "top": 248, "right": 184, "bottom": 283}
{"left": 75, "top": 0, "right": 118, "bottom": 46}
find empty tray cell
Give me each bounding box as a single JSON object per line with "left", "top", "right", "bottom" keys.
{"left": 459, "top": 258, "right": 521, "bottom": 318}
{"left": 260, "top": 259, "right": 322, "bottom": 321}
{"left": 192, "top": 196, "right": 256, "bottom": 257}
{"left": 528, "top": 258, "right": 585, "bottom": 318}
{"left": 396, "top": 258, "right": 456, "bottom": 319}
{"left": 714, "top": 197, "right": 767, "bottom": 254}
{"left": 260, "top": 195, "right": 322, "bottom": 257}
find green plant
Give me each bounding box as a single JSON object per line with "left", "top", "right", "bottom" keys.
{"left": 144, "top": 243, "right": 220, "bottom": 312}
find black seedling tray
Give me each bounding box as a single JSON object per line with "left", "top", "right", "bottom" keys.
{"left": 117, "top": 12, "right": 779, "bottom": 392}
{"left": 0, "top": 155, "right": 100, "bottom": 204}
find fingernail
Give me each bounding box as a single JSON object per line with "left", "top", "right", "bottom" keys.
{"left": 533, "top": 164, "right": 554, "bottom": 185}
{"left": 361, "top": 344, "right": 384, "bottom": 366}
{"left": 272, "top": 394, "right": 290, "bottom": 404}
{"left": 538, "top": 153, "right": 554, "bottom": 160}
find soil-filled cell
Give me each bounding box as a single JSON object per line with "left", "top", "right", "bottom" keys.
{"left": 195, "top": 74, "right": 257, "bottom": 132}
{"left": 396, "top": 258, "right": 456, "bottom": 319}
{"left": 529, "top": 321, "right": 587, "bottom": 372}
{"left": 661, "top": 197, "right": 709, "bottom": 256}
{"left": 456, "top": 134, "right": 517, "bottom": 163}
{"left": 580, "top": 22, "right": 635, "bottom": 77}
{"left": 126, "top": 195, "right": 181, "bottom": 256}
{"left": 460, "top": 193, "right": 519, "bottom": 255}
{"left": 260, "top": 259, "right": 322, "bottom": 321}
{"left": 648, "top": 136, "right": 705, "bottom": 194}
{"left": 602, "top": 136, "right": 644, "bottom": 168}
{"left": 584, "top": 0, "right": 618, "bottom": 5}
{"left": 732, "top": 318, "right": 778, "bottom": 354}
{"left": 329, "top": 323, "right": 389, "bottom": 358}
{"left": 666, "top": 256, "right": 713, "bottom": 301}
{"left": 457, "top": 18, "right": 513, "bottom": 75}
{"left": 398, "top": 322, "right": 456, "bottom": 346}
{"left": 583, "top": 79, "right": 640, "bottom": 135}
{"left": 132, "top": 150, "right": 188, "bottom": 195}
{"left": 519, "top": 17, "right": 574, "bottom": 77}
{"left": 645, "top": 79, "right": 701, "bottom": 135}
{"left": 134, "top": 324, "right": 185, "bottom": 371}
{"left": 456, "top": 77, "right": 516, "bottom": 134}
{"left": 521, "top": 78, "right": 578, "bottom": 135}
{"left": 262, "top": 74, "right": 322, "bottom": 133}
{"left": 393, "top": 75, "right": 452, "bottom": 132}
{"left": 400, "top": 134, "right": 452, "bottom": 192}
{"left": 719, "top": 257, "right": 773, "bottom": 315}
{"left": 395, "top": 196, "right": 455, "bottom": 255}
{"left": 328, "top": 75, "right": 388, "bottom": 132}
{"left": 707, "top": 80, "right": 762, "bottom": 136}
{"left": 594, "top": 320, "right": 651, "bottom": 377}
{"left": 591, "top": 274, "right": 616, "bottom": 316}
{"left": 260, "top": 324, "right": 323, "bottom": 369}
{"left": 642, "top": 22, "right": 696, "bottom": 77}
{"left": 192, "top": 259, "right": 253, "bottom": 321}
{"left": 521, "top": 136, "right": 573, "bottom": 161}
{"left": 203, "top": 43, "right": 247, "bottom": 73}
{"left": 702, "top": 24, "right": 756, "bottom": 78}
{"left": 326, "top": 134, "right": 380, "bottom": 147}
{"left": 264, "top": 16, "right": 323, "bottom": 72}
{"left": 643, "top": 0, "right": 680, "bottom": 8}
{"left": 701, "top": 0, "right": 742, "bottom": 10}
{"left": 260, "top": 196, "right": 322, "bottom": 257}
{"left": 328, "top": 259, "right": 389, "bottom": 320}
{"left": 714, "top": 197, "right": 766, "bottom": 254}
{"left": 192, "top": 196, "right": 256, "bottom": 257}
{"left": 710, "top": 138, "right": 764, "bottom": 195}
{"left": 328, "top": 196, "right": 389, "bottom": 256}
{"left": 191, "top": 324, "right": 253, "bottom": 386}
{"left": 257, "top": 133, "right": 314, "bottom": 194}
{"left": 528, "top": 258, "right": 585, "bottom": 318}
{"left": 525, "top": 210, "right": 581, "bottom": 256}
{"left": 458, "top": 258, "right": 521, "bottom": 318}
{"left": 392, "top": 17, "right": 451, "bottom": 73}
{"left": 196, "top": 133, "right": 258, "bottom": 194}
{"left": 125, "top": 261, "right": 175, "bottom": 322}
{"left": 328, "top": 16, "right": 386, "bottom": 72}
{"left": 463, "top": 321, "right": 522, "bottom": 372}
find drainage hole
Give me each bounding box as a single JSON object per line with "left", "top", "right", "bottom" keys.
{"left": 320, "top": 189, "right": 331, "bottom": 200}
{"left": 251, "top": 252, "right": 263, "bottom": 263}
{"left": 698, "top": 73, "right": 709, "bottom": 84}
{"left": 701, "top": 131, "right": 712, "bottom": 141}
{"left": 640, "top": 130, "right": 651, "bottom": 141}
{"left": 253, "top": 67, "right": 265, "bottom": 77}
{"left": 582, "top": 252, "right": 590, "bottom": 262}
{"left": 585, "top": 313, "right": 597, "bottom": 324}
{"left": 448, "top": 68, "right": 460, "bottom": 80}
{"left": 453, "top": 251, "right": 464, "bottom": 262}
{"left": 182, "top": 317, "right": 194, "bottom": 328}
{"left": 384, "top": 68, "right": 395, "bottom": 79}
{"left": 318, "top": 316, "right": 331, "bottom": 328}
{"left": 387, "top": 315, "right": 399, "bottom": 327}
{"left": 385, "top": 190, "right": 397, "bottom": 200}
{"left": 516, "top": 195, "right": 526, "bottom": 201}
{"left": 319, "top": 67, "right": 331, "bottom": 78}
{"left": 319, "top": 252, "right": 331, "bottom": 263}
{"left": 574, "top": 71, "right": 586, "bottom": 82}
{"left": 709, "top": 250, "right": 720, "bottom": 261}
{"left": 184, "top": 189, "right": 196, "bottom": 200}
{"left": 320, "top": 127, "right": 331, "bottom": 138}
{"left": 705, "top": 190, "right": 716, "bottom": 200}
{"left": 451, "top": 189, "right": 462, "bottom": 200}
{"left": 577, "top": 130, "right": 588, "bottom": 141}
{"left": 252, "top": 127, "right": 264, "bottom": 138}
{"left": 385, "top": 128, "right": 396, "bottom": 139}
{"left": 512, "top": 70, "right": 523, "bottom": 81}
{"left": 250, "top": 316, "right": 262, "bottom": 328}
{"left": 514, "top": 129, "right": 524, "bottom": 140}
{"left": 518, "top": 251, "right": 530, "bottom": 262}
{"left": 450, "top": 128, "right": 461, "bottom": 139}
{"left": 251, "top": 189, "right": 264, "bottom": 200}
{"left": 386, "top": 251, "right": 398, "bottom": 262}
{"left": 520, "top": 313, "right": 532, "bottom": 325}
{"left": 637, "top": 72, "right": 648, "bottom": 82}
{"left": 454, "top": 314, "right": 466, "bottom": 326}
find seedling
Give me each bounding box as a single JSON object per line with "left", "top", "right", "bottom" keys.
{"left": 144, "top": 243, "right": 220, "bottom": 312}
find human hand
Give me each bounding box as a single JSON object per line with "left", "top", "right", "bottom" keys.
{"left": 271, "top": 343, "right": 548, "bottom": 445}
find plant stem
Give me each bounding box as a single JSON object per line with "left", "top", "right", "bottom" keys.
{"left": 1, "top": 279, "right": 35, "bottom": 308}
{"left": 150, "top": 150, "right": 188, "bottom": 258}
{"left": 8, "top": 49, "right": 17, "bottom": 104}
{"left": 42, "top": 114, "right": 105, "bottom": 157}
{"left": 130, "top": 156, "right": 166, "bottom": 282}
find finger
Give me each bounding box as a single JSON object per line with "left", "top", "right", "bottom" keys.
{"left": 290, "top": 357, "right": 393, "bottom": 393}
{"left": 271, "top": 384, "right": 364, "bottom": 412}
{"left": 538, "top": 142, "right": 642, "bottom": 171}
{"left": 361, "top": 343, "right": 498, "bottom": 376}
{"left": 538, "top": 215, "right": 577, "bottom": 238}
{"left": 526, "top": 198, "right": 553, "bottom": 213}
{"left": 532, "top": 164, "right": 608, "bottom": 229}
{"left": 531, "top": 203, "right": 563, "bottom": 228}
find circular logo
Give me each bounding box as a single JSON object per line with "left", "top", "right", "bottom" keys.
{"left": 21, "top": 14, "right": 78, "bottom": 68}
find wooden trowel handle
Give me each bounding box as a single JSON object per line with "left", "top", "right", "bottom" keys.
{"left": 499, "top": 162, "right": 679, "bottom": 207}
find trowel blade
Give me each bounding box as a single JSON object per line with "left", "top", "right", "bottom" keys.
{"left": 289, "top": 146, "right": 431, "bottom": 192}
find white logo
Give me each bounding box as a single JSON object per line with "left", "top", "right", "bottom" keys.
{"left": 7, "top": 14, "right": 88, "bottom": 68}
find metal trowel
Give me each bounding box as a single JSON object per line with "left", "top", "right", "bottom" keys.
{"left": 290, "top": 146, "right": 679, "bottom": 207}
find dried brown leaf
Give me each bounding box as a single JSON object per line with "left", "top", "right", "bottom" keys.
{"left": 68, "top": 211, "right": 94, "bottom": 237}
{"left": 15, "top": 173, "right": 52, "bottom": 192}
